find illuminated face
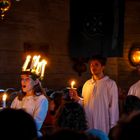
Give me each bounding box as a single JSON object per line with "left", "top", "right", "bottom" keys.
{"left": 90, "top": 60, "right": 105, "bottom": 76}
{"left": 21, "top": 74, "right": 36, "bottom": 93}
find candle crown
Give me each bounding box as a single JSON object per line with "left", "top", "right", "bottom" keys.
{"left": 22, "top": 55, "right": 47, "bottom": 80}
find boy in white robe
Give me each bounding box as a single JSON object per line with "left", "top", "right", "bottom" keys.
{"left": 69, "top": 55, "right": 119, "bottom": 134}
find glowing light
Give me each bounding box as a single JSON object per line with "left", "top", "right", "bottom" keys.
{"left": 40, "top": 60, "right": 47, "bottom": 79}
{"left": 71, "top": 80, "right": 76, "bottom": 89}
{"left": 132, "top": 51, "right": 140, "bottom": 64}
{"left": 31, "top": 55, "right": 40, "bottom": 72}
{"left": 2, "top": 93, "right": 7, "bottom": 108}
{"left": 22, "top": 55, "right": 47, "bottom": 79}
{"left": 22, "top": 55, "right": 31, "bottom": 71}
{"left": 0, "top": 0, "right": 11, "bottom": 19}
{"left": 36, "top": 61, "right": 42, "bottom": 75}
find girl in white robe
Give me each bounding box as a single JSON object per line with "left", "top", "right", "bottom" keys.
{"left": 11, "top": 71, "right": 48, "bottom": 137}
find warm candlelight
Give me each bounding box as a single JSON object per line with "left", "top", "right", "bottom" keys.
{"left": 2, "top": 94, "right": 7, "bottom": 108}
{"left": 132, "top": 51, "right": 140, "bottom": 64}
{"left": 36, "top": 61, "right": 42, "bottom": 75}
{"left": 22, "top": 55, "right": 31, "bottom": 71}
{"left": 22, "top": 55, "right": 47, "bottom": 80}
{"left": 40, "top": 60, "right": 47, "bottom": 78}
{"left": 33, "top": 55, "right": 40, "bottom": 68}
{"left": 71, "top": 80, "right": 76, "bottom": 89}
{"left": 30, "top": 55, "right": 40, "bottom": 70}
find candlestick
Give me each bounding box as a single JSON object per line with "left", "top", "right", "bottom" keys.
{"left": 2, "top": 94, "right": 7, "bottom": 108}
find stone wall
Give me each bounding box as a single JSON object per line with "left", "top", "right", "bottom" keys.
{"left": 0, "top": 0, "right": 90, "bottom": 90}
{"left": 117, "top": 0, "right": 140, "bottom": 93}
{"left": 0, "top": 0, "right": 140, "bottom": 92}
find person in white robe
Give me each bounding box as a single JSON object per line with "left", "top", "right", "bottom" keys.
{"left": 128, "top": 80, "right": 140, "bottom": 98}
{"left": 11, "top": 71, "right": 48, "bottom": 137}
{"left": 69, "top": 55, "right": 119, "bottom": 134}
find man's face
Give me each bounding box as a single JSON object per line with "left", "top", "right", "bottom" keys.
{"left": 90, "top": 60, "right": 105, "bottom": 76}
{"left": 21, "top": 74, "right": 36, "bottom": 93}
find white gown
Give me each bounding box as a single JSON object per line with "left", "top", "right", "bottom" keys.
{"left": 81, "top": 76, "right": 119, "bottom": 134}
{"left": 11, "top": 94, "right": 48, "bottom": 135}
{"left": 128, "top": 80, "right": 140, "bottom": 98}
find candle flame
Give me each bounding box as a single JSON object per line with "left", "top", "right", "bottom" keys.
{"left": 35, "top": 62, "right": 41, "bottom": 75}
{"left": 40, "top": 60, "right": 47, "bottom": 78}
{"left": 2, "top": 94, "right": 7, "bottom": 101}
{"left": 22, "top": 55, "right": 47, "bottom": 79}
{"left": 22, "top": 55, "right": 31, "bottom": 71}
{"left": 33, "top": 55, "right": 40, "bottom": 68}
{"left": 31, "top": 55, "right": 40, "bottom": 70}
{"left": 71, "top": 80, "right": 76, "bottom": 89}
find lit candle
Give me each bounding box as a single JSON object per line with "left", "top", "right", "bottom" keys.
{"left": 40, "top": 60, "right": 47, "bottom": 78}
{"left": 69, "top": 80, "right": 76, "bottom": 99}
{"left": 2, "top": 94, "right": 7, "bottom": 108}
{"left": 71, "top": 80, "right": 76, "bottom": 89}
{"left": 36, "top": 61, "right": 42, "bottom": 75}
{"left": 30, "top": 55, "right": 40, "bottom": 70}
{"left": 33, "top": 55, "right": 40, "bottom": 68}
{"left": 22, "top": 55, "right": 31, "bottom": 71}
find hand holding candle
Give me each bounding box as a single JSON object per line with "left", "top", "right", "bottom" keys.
{"left": 2, "top": 93, "right": 7, "bottom": 108}
{"left": 69, "top": 80, "right": 77, "bottom": 99}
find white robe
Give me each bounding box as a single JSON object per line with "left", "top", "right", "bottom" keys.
{"left": 128, "top": 80, "right": 140, "bottom": 98}
{"left": 81, "top": 76, "right": 119, "bottom": 134}
{"left": 11, "top": 95, "right": 48, "bottom": 134}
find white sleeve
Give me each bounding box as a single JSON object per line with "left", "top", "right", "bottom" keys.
{"left": 33, "top": 98, "right": 48, "bottom": 130}
{"left": 128, "top": 86, "right": 133, "bottom": 96}
{"left": 109, "top": 81, "right": 119, "bottom": 128}
{"left": 11, "top": 97, "right": 18, "bottom": 108}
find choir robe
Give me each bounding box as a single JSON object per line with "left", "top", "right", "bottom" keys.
{"left": 128, "top": 80, "right": 140, "bottom": 98}
{"left": 80, "top": 76, "right": 119, "bottom": 134}
{"left": 11, "top": 94, "right": 48, "bottom": 136}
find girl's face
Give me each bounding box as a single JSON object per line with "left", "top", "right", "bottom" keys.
{"left": 21, "top": 74, "right": 36, "bottom": 93}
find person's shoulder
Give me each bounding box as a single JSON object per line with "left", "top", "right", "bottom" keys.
{"left": 128, "top": 81, "right": 140, "bottom": 96}
{"left": 104, "top": 76, "right": 118, "bottom": 88}
{"left": 104, "top": 76, "right": 116, "bottom": 83}
{"left": 12, "top": 96, "right": 19, "bottom": 102}
{"left": 34, "top": 94, "right": 48, "bottom": 102}
{"left": 83, "top": 78, "right": 93, "bottom": 86}
{"left": 86, "top": 79, "right": 92, "bottom": 82}
{"left": 131, "top": 80, "right": 140, "bottom": 87}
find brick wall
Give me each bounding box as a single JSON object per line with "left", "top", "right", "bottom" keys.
{"left": 0, "top": 0, "right": 139, "bottom": 92}
{"left": 117, "top": 0, "right": 140, "bottom": 93}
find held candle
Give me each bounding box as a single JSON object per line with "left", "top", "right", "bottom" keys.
{"left": 71, "top": 80, "right": 76, "bottom": 89}
{"left": 2, "top": 94, "right": 7, "bottom": 108}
